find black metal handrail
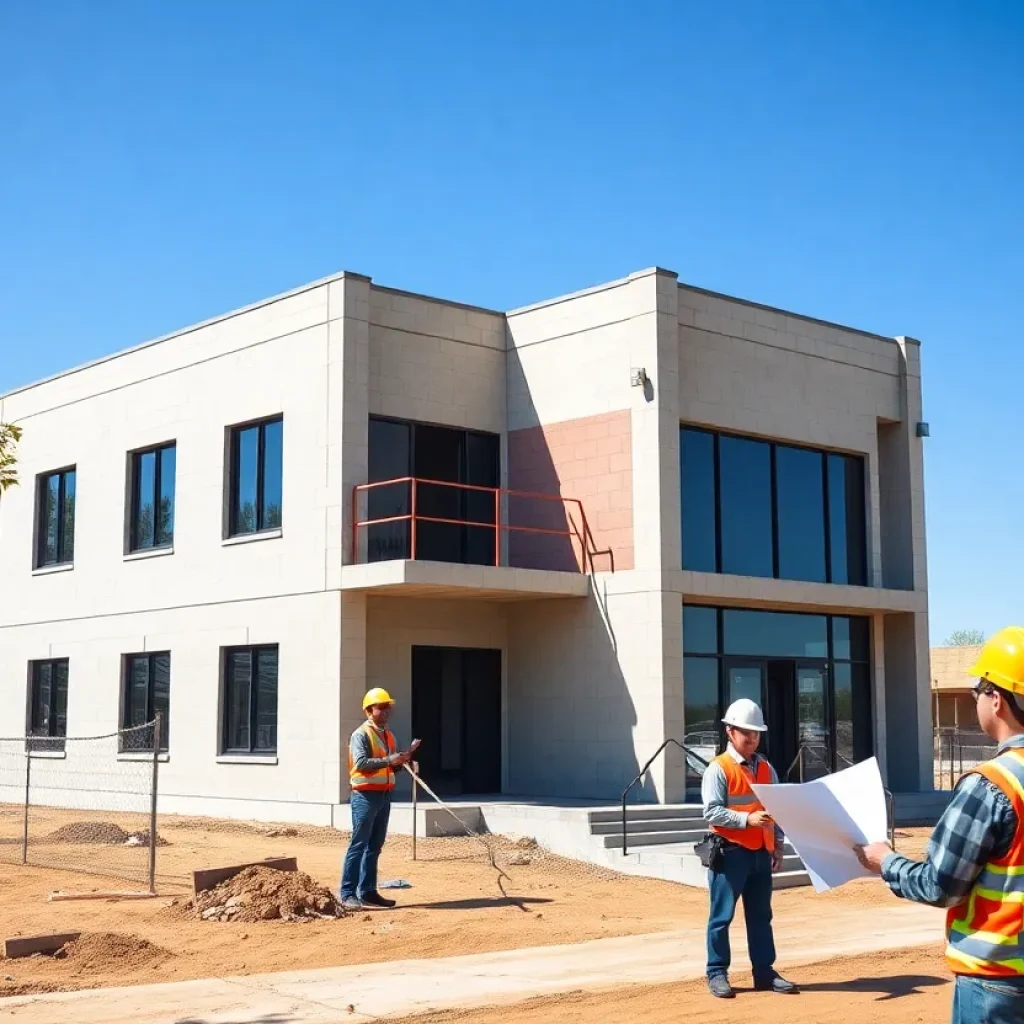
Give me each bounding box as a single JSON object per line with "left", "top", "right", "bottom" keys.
{"left": 620, "top": 739, "right": 710, "bottom": 856}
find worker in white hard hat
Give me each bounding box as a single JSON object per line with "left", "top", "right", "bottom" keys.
{"left": 340, "top": 688, "right": 421, "bottom": 911}
{"left": 701, "top": 697, "right": 798, "bottom": 999}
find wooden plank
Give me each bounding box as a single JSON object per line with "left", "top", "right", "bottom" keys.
{"left": 4, "top": 932, "right": 81, "bottom": 959}
{"left": 47, "top": 891, "right": 162, "bottom": 902}
{"left": 192, "top": 856, "right": 297, "bottom": 895}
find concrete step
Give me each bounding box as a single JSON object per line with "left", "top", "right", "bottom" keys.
{"left": 590, "top": 817, "right": 704, "bottom": 836}
{"left": 598, "top": 829, "right": 707, "bottom": 849}
{"left": 589, "top": 805, "right": 705, "bottom": 825}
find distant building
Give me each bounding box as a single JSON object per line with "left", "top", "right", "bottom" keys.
{"left": 931, "top": 644, "right": 982, "bottom": 733}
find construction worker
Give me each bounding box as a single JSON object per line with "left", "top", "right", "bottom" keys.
{"left": 341, "top": 688, "right": 420, "bottom": 911}
{"left": 856, "top": 626, "right": 1024, "bottom": 1023}
{"left": 702, "top": 698, "right": 798, "bottom": 999}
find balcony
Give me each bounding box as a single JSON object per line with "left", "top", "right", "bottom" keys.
{"left": 340, "top": 477, "right": 600, "bottom": 600}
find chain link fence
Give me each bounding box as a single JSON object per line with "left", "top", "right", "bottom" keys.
{"left": 933, "top": 727, "right": 998, "bottom": 790}
{"left": 0, "top": 718, "right": 161, "bottom": 889}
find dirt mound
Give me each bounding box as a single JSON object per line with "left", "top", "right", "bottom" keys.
{"left": 42, "top": 821, "right": 169, "bottom": 847}
{"left": 55, "top": 932, "right": 173, "bottom": 971}
{"left": 45, "top": 822, "right": 129, "bottom": 844}
{"left": 184, "top": 865, "right": 346, "bottom": 923}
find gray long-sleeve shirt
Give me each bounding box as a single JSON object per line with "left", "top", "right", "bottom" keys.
{"left": 701, "top": 744, "right": 785, "bottom": 848}
{"left": 350, "top": 724, "right": 396, "bottom": 774}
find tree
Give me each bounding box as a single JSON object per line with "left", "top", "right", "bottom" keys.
{"left": 0, "top": 422, "right": 22, "bottom": 493}
{"left": 945, "top": 629, "right": 986, "bottom": 647}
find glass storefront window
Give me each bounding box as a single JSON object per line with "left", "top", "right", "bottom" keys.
{"left": 683, "top": 605, "right": 719, "bottom": 654}
{"left": 723, "top": 609, "right": 828, "bottom": 659}
{"left": 832, "top": 616, "right": 870, "bottom": 662}
{"left": 680, "top": 429, "right": 717, "bottom": 573}
{"left": 827, "top": 454, "right": 868, "bottom": 585}
{"left": 776, "top": 444, "right": 826, "bottom": 583}
{"left": 718, "top": 435, "right": 774, "bottom": 578}
{"left": 683, "top": 656, "right": 720, "bottom": 783}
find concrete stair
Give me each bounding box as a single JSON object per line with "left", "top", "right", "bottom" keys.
{"left": 587, "top": 805, "right": 812, "bottom": 889}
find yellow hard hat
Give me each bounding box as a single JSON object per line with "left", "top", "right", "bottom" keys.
{"left": 362, "top": 687, "right": 394, "bottom": 710}
{"left": 967, "top": 627, "right": 1024, "bottom": 696}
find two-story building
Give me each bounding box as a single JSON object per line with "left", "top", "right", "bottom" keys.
{"left": 0, "top": 268, "right": 932, "bottom": 826}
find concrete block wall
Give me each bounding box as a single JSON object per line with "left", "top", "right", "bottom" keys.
{"left": 0, "top": 591, "right": 344, "bottom": 823}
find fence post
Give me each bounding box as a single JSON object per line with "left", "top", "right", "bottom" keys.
{"left": 21, "top": 747, "right": 31, "bottom": 865}
{"left": 149, "top": 713, "right": 161, "bottom": 894}
{"left": 411, "top": 760, "right": 418, "bottom": 862}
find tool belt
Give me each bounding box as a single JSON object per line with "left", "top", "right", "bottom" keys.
{"left": 694, "top": 832, "right": 726, "bottom": 871}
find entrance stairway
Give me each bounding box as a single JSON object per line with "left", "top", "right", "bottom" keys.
{"left": 587, "top": 804, "right": 812, "bottom": 889}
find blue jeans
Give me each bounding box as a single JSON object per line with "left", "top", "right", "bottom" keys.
{"left": 706, "top": 844, "right": 776, "bottom": 981}
{"left": 341, "top": 789, "right": 391, "bottom": 899}
{"left": 951, "top": 975, "right": 1024, "bottom": 1024}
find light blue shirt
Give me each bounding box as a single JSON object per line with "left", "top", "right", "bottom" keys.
{"left": 701, "top": 743, "right": 785, "bottom": 847}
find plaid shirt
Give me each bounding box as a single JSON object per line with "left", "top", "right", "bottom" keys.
{"left": 881, "top": 733, "right": 1024, "bottom": 908}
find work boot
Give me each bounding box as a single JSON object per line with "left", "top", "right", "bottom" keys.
{"left": 707, "top": 975, "right": 735, "bottom": 999}
{"left": 360, "top": 891, "right": 397, "bottom": 909}
{"left": 754, "top": 974, "right": 799, "bottom": 994}
{"left": 341, "top": 896, "right": 363, "bottom": 911}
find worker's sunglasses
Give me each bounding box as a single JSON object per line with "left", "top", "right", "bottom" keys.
{"left": 972, "top": 682, "right": 997, "bottom": 702}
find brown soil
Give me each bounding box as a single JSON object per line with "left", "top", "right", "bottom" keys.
{"left": 181, "top": 865, "right": 344, "bottom": 923}
{"left": 57, "top": 932, "right": 173, "bottom": 971}
{"left": 43, "top": 822, "right": 130, "bottom": 845}
{"left": 391, "top": 945, "right": 953, "bottom": 1024}
{"left": 0, "top": 809, "right": 941, "bottom": 1004}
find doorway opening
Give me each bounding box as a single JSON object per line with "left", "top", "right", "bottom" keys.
{"left": 723, "top": 658, "right": 830, "bottom": 780}
{"left": 411, "top": 646, "right": 502, "bottom": 796}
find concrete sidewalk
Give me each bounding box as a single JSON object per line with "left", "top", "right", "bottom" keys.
{"left": 0, "top": 902, "right": 941, "bottom": 1024}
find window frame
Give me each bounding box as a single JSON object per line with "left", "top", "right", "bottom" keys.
{"left": 27, "top": 658, "right": 70, "bottom": 751}
{"left": 680, "top": 425, "right": 868, "bottom": 586}
{"left": 220, "top": 644, "right": 279, "bottom": 755}
{"left": 120, "top": 651, "right": 171, "bottom": 752}
{"left": 128, "top": 442, "right": 177, "bottom": 553}
{"left": 35, "top": 466, "right": 77, "bottom": 568}
{"left": 227, "top": 417, "right": 283, "bottom": 538}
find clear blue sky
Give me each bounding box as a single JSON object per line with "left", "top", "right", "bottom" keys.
{"left": 1, "top": 2, "right": 1021, "bottom": 645}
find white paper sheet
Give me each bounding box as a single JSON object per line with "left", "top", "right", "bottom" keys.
{"left": 750, "top": 756, "right": 888, "bottom": 892}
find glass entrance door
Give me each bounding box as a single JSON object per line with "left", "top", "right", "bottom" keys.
{"left": 722, "top": 659, "right": 765, "bottom": 752}
{"left": 795, "top": 663, "right": 829, "bottom": 780}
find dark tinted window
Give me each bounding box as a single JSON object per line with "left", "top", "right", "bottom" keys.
{"left": 723, "top": 609, "right": 828, "bottom": 658}
{"left": 683, "top": 656, "right": 720, "bottom": 778}
{"left": 776, "top": 445, "right": 826, "bottom": 583}
{"left": 680, "top": 428, "right": 717, "bottom": 572}
{"left": 130, "top": 444, "right": 176, "bottom": 551}
{"left": 683, "top": 605, "right": 719, "bottom": 655}
{"left": 367, "top": 417, "right": 412, "bottom": 562}
{"left": 718, "top": 436, "right": 773, "bottom": 578}
{"left": 122, "top": 652, "right": 170, "bottom": 751}
{"left": 29, "top": 659, "right": 69, "bottom": 750}
{"left": 832, "top": 616, "right": 870, "bottom": 662}
{"left": 834, "top": 661, "right": 873, "bottom": 764}
{"left": 229, "top": 418, "right": 283, "bottom": 536}
{"left": 828, "top": 454, "right": 867, "bottom": 585}
{"left": 223, "top": 646, "right": 278, "bottom": 754}
{"left": 36, "top": 469, "right": 76, "bottom": 567}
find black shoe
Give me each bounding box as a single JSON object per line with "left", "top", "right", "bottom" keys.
{"left": 360, "top": 891, "right": 397, "bottom": 908}
{"left": 754, "top": 974, "right": 799, "bottom": 994}
{"left": 707, "top": 975, "right": 735, "bottom": 999}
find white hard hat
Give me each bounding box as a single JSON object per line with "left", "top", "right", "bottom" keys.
{"left": 722, "top": 698, "right": 767, "bottom": 732}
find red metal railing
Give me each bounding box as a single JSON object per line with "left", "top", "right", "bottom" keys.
{"left": 352, "top": 476, "right": 601, "bottom": 573}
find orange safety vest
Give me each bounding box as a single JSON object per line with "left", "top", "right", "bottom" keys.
{"left": 348, "top": 721, "right": 397, "bottom": 792}
{"left": 710, "top": 753, "right": 776, "bottom": 853}
{"left": 945, "top": 746, "right": 1024, "bottom": 978}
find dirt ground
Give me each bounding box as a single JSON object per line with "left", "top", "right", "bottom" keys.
{"left": 0, "top": 810, "right": 937, "bottom": 999}
{"left": 391, "top": 945, "right": 953, "bottom": 1024}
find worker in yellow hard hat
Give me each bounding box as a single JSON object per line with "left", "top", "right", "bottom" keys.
{"left": 340, "top": 688, "right": 421, "bottom": 911}
{"left": 856, "top": 627, "right": 1024, "bottom": 1022}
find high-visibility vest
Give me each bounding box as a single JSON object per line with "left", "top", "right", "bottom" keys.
{"left": 945, "top": 746, "right": 1024, "bottom": 978}
{"left": 710, "top": 753, "right": 776, "bottom": 853}
{"left": 349, "top": 722, "right": 397, "bottom": 792}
